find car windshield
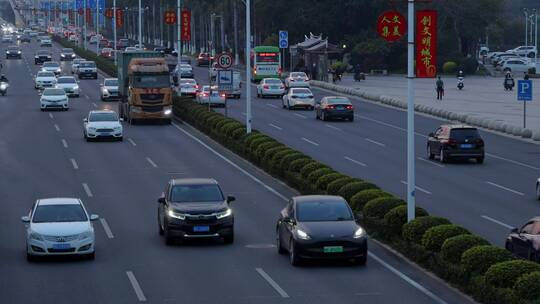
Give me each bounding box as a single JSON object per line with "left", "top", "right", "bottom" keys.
{"left": 327, "top": 98, "right": 351, "bottom": 104}
{"left": 8, "top": 47, "right": 18, "bottom": 51}
{"left": 43, "top": 89, "right": 65, "bottom": 96}
{"left": 132, "top": 75, "right": 170, "bottom": 88}
{"left": 37, "top": 72, "right": 54, "bottom": 77}
{"left": 62, "top": 48, "right": 73, "bottom": 53}
{"left": 180, "top": 79, "right": 196, "bottom": 85}
{"left": 450, "top": 128, "right": 480, "bottom": 140}
{"left": 57, "top": 77, "right": 76, "bottom": 84}
{"left": 43, "top": 62, "right": 59, "bottom": 68}
{"left": 89, "top": 112, "right": 118, "bottom": 122}
{"left": 291, "top": 72, "right": 306, "bottom": 78}
{"left": 37, "top": 51, "right": 50, "bottom": 55}
{"left": 297, "top": 200, "right": 354, "bottom": 222}
{"left": 32, "top": 204, "right": 87, "bottom": 223}
{"left": 170, "top": 184, "right": 224, "bottom": 202}
{"left": 80, "top": 62, "right": 96, "bottom": 68}
{"left": 104, "top": 79, "right": 118, "bottom": 86}
{"left": 291, "top": 88, "right": 311, "bottom": 95}
{"left": 265, "top": 79, "right": 281, "bottom": 84}
{"left": 73, "top": 59, "right": 83, "bottom": 64}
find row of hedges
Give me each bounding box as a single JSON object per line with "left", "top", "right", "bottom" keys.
{"left": 172, "top": 97, "right": 538, "bottom": 303}
{"left": 51, "top": 35, "right": 118, "bottom": 77}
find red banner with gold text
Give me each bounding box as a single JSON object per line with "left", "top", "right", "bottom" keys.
{"left": 416, "top": 10, "right": 437, "bottom": 78}
{"left": 181, "top": 9, "right": 191, "bottom": 41}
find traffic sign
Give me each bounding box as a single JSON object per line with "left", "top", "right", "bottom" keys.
{"left": 217, "top": 70, "right": 233, "bottom": 90}
{"left": 518, "top": 80, "right": 533, "bottom": 101}
{"left": 279, "top": 30, "right": 288, "bottom": 49}
{"left": 216, "top": 53, "right": 233, "bottom": 69}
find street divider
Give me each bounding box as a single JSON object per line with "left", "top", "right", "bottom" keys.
{"left": 173, "top": 96, "right": 539, "bottom": 304}
{"left": 311, "top": 80, "right": 540, "bottom": 142}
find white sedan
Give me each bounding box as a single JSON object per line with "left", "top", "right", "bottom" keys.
{"left": 21, "top": 198, "right": 98, "bottom": 261}
{"left": 34, "top": 71, "right": 57, "bottom": 90}
{"left": 536, "top": 177, "right": 540, "bottom": 200}
{"left": 40, "top": 88, "right": 68, "bottom": 111}
{"left": 285, "top": 72, "right": 310, "bottom": 88}
{"left": 100, "top": 78, "right": 119, "bottom": 101}
{"left": 55, "top": 76, "right": 79, "bottom": 97}
{"left": 257, "top": 78, "right": 285, "bottom": 98}
{"left": 71, "top": 58, "right": 84, "bottom": 74}
{"left": 83, "top": 110, "right": 123, "bottom": 141}
{"left": 282, "top": 87, "right": 315, "bottom": 110}
{"left": 196, "top": 85, "right": 226, "bottom": 107}
{"left": 41, "top": 61, "right": 62, "bottom": 75}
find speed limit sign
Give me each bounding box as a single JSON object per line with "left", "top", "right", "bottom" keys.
{"left": 216, "top": 53, "right": 233, "bottom": 69}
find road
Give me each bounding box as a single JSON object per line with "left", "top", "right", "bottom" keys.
{"left": 0, "top": 39, "right": 473, "bottom": 303}
{"left": 187, "top": 63, "right": 540, "bottom": 247}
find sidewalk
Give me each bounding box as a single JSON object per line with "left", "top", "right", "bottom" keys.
{"left": 334, "top": 74, "right": 540, "bottom": 133}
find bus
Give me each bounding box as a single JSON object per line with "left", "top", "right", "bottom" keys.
{"left": 251, "top": 46, "right": 281, "bottom": 82}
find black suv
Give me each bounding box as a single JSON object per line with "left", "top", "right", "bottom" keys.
{"left": 5, "top": 46, "right": 21, "bottom": 59}
{"left": 34, "top": 50, "right": 52, "bottom": 65}
{"left": 427, "top": 125, "right": 485, "bottom": 163}
{"left": 157, "top": 178, "right": 235, "bottom": 245}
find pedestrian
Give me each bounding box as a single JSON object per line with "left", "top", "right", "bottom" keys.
{"left": 436, "top": 76, "right": 444, "bottom": 100}
{"left": 524, "top": 72, "right": 530, "bottom": 80}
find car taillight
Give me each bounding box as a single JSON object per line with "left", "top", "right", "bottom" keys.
{"left": 346, "top": 105, "right": 353, "bottom": 110}
{"left": 203, "top": 93, "right": 209, "bottom": 97}
{"left": 475, "top": 139, "right": 484, "bottom": 146}
{"left": 263, "top": 85, "right": 269, "bottom": 89}
{"left": 193, "top": 85, "right": 198, "bottom": 89}
{"left": 327, "top": 105, "right": 335, "bottom": 109}
{"left": 278, "top": 67, "right": 282, "bottom": 75}
{"left": 221, "top": 93, "right": 226, "bottom": 97}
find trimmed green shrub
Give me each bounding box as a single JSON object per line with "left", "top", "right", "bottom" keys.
{"left": 248, "top": 136, "right": 275, "bottom": 153}
{"left": 514, "top": 271, "right": 540, "bottom": 301}
{"left": 315, "top": 173, "right": 347, "bottom": 191}
{"left": 442, "top": 61, "right": 457, "bottom": 74}
{"left": 326, "top": 177, "right": 357, "bottom": 195}
{"left": 255, "top": 142, "right": 282, "bottom": 162}
{"left": 231, "top": 127, "right": 247, "bottom": 140}
{"left": 280, "top": 153, "right": 309, "bottom": 175}
{"left": 307, "top": 168, "right": 335, "bottom": 186}
{"left": 383, "top": 205, "right": 429, "bottom": 238}
{"left": 349, "top": 189, "right": 392, "bottom": 211}
{"left": 421, "top": 224, "right": 470, "bottom": 252}
{"left": 363, "top": 197, "right": 405, "bottom": 219}
{"left": 269, "top": 149, "right": 297, "bottom": 174}
{"left": 338, "top": 182, "right": 377, "bottom": 202}
{"left": 244, "top": 133, "right": 266, "bottom": 147}
{"left": 440, "top": 235, "right": 490, "bottom": 264}
{"left": 262, "top": 146, "right": 288, "bottom": 165}
{"left": 300, "top": 162, "right": 329, "bottom": 178}
{"left": 289, "top": 158, "right": 313, "bottom": 173}
{"left": 402, "top": 216, "right": 451, "bottom": 244}
{"left": 485, "top": 260, "right": 540, "bottom": 289}
{"left": 461, "top": 245, "right": 515, "bottom": 277}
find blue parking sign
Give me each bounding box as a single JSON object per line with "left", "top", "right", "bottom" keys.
{"left": 279, "top": 30, "right": 288, "bottom": 49}
{"left": 517, "top": 80, "right": 533, "bottom": 101}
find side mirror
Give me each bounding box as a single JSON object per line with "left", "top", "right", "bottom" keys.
{"left": 83, "top": 118, "right": 88, "bottom": 123}
{"left": 512, "top": 228, "right": 519, "bottom": 233}
{"left": 119, "top": 118, "right": 124, "bottom": 122}
{"left": 90, "top": 214, "right": 99, "bottom": 221}
{"left": 428, "top": 132, "right": 435, "bottom": 137}
{"left": 227, "top": 195, "right": 236, "bottom": 203}
{"left": 21, "top": 216, "right": 30, "bottom": 223}
{"left": 283, "top": 217, "right": 295, "bottom": 225}
{"left": 158, "top": 197, "right": 165, "bottom": 204}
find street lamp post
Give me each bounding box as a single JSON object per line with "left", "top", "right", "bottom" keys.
{"left": 96, "top": 0, "right": 99, "bottom": 54}
{"left": 246, "top": 0, "right": 251, "bottom": 133}
{"left": 113, "top": 0, "right": 117, "bottom": 65}
{"left": 525, "top": 9, "right": 529, "bottom": 46}
{"left": 83, "top": 0, "right": 87, "bottom": 50}
{"left": 178, "top": 0, "right": 182, "bottom": 86}
{"left": 138, "top": 0, "right": 142, "bottom": 47}
{"left": 406, "top": 0, "right": 415, "bottom": 222}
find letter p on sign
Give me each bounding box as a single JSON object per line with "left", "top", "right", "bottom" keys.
{"left": 517, "top": 80, "right": 533, "bottom": 101}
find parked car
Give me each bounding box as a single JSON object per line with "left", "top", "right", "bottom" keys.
{"left": 315, "top": 96, "right": 354, "bottom": 121}
{"left": 427, "top": 125, "right": 485, "bottom": 163}
{"left": 501, "top": 58, "right": 534, "bottom": 73}
{"left": 196, "top": 52, "right": 212, "bottom": 66}
{"left": 100, "top": 78, "right": 119, "bottom": 101}
{"left": 276, "top": 195, "right": 368, "bottom": 266}
{"left": 178, "top": 79, "right": 199, "bottom": 98}
{"left": 83, "top": 110, "right": 123, "bottom": 141}
{"left": 282, "top": 88, "right": 315, "bottom": 110}
{"left": 5, "top": 45, "right": 21, "bottom": 59}
{"left": 285, "top": 72, "right": 310, "bottom": 88}
{"left": 157, "top": 178, "right": 235, "bottom": 245}
{"left": 507, "top": 46, "right": 538, "bottom": 58}
{"left": 256, "top": 78, "right": 285, "bottom": 98}
{"left": 40, "top": 88, "right": 68, "bottom": 111}
{"left": 55, "top": 76, "right": 80, "bottom": 97}
{"left": 60, "top": 48, "right": 76, "bottom": 61}
{"left": 34, "top": 50, "right": 52, "bottom": 65}
{"left": 196, "top": 85, "right": 226, "bottom": 107}
{"left": 34, "top": 71, "right": 57, "bottom": 90}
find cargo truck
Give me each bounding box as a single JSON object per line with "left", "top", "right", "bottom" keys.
{"left": 117, "top": 51, "right": 173, "bottom": 124}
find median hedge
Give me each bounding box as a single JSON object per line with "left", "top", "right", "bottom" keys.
{"left": 172, "top": 96, "right": 528, "bottom": 304}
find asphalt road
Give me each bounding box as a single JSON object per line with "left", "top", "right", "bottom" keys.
{"left": 0, "top": 39, "right": 473, "bottom": 303}
{"left": 188, "top": 63, "right": 540, "bottom": 247}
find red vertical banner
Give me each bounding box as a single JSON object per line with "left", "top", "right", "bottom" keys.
{"left": 181, "top": 9, "right": 191, "bottom": 41}
{"left": 86, "top": 8, "right": 92, "bottom": 24}
{"left": 416, "top": 10, "right": 438, "bottom": 78}
{"left": 116, "top": 9, "right": 124, "bottom": 27}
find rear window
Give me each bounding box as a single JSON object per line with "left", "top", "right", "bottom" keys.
{"left": 104, "top": 79, "right": 118, "bottom": 86}
{"left": 450, "top": 128, "right": 480, "bottom": 140}
{"left": 37, "top": 72, "right": 54, "bottom": 77}
{"left": 57, "top": 77, "right": 76, "bottom": 84}
{"left": 291, "top": 88, "right": 311, "bottom": 95}
{"left": 291, "top": 72, "right": 307, "bottom": 78}
{"left": 327, "top": 98, "right": 351, "bottom": 105}
{"left": 80, "top": 62, "right": 96, "bottom": 68}
{"left": 265, "top": 79, "right": 282, "bottom": 84}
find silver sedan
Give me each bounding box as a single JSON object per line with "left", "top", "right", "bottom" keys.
{"left": 257, "top": 78, "right": 285, "bottom": 98}
{"left": 196, "top": 85, "right": 226, "bottom": 107}
{"left": 282, "top": 88, "right": 315, "bottom": 110}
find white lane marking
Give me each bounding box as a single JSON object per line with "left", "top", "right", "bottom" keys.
{"left": 54, "top": 124, "right": 60, "bottom": 132}
{"left": 172, "top": 123, "right": 288, "bottom": 201}
{"left": 325, "top": 124, "right": 342, "bottom": 131}
{"left": 357, "top": 115, "right": 427, "bottom": 137}
{"left": 48, "top": 113, "right": 54, "bottom": 119}
{"left": 85, "top": 94, "right": 90, "bottom": 99}
{"left": 128, "top": 138, "right": 137, "bottom": 146}
{"left": 82, "top": 183, "right": 93, "bottom": 198}
{"left": 145, "top": 157, "right": 158, "bottom": 168}
{"left": 255, "top": 268, "right": 290, "bottom": 298}
{"left": 485, "top": 153, "right": 540, "bottom": 171}
{"left": 126, "top": 271, "right": 147, "bottom": 302}
{"left": 294, "top": 113, "right": 307, "bottom": 119}
{"left": 485, "top": 181, "right": 525, "bottom": 196}
{"left": 269, "top": 123, "right": 282, "bottom": 131}
{"left": 70, "top": 158, "right": 79, "bottom": 170}
{"left": 481, "top": 215, "right": 514, "bottom": 230}
{"left": 99, "top": 218, "right": 114, "bottom": 238}
{"left": 301, "top": 137, "right": 319, "bottom": 146}
{"left": 344, "top": 156, "right": 367, "bottom": 167}
{"left": 400, "top": 180, "right": 432, "bottom": 195}
{"left": 61, "top": 139, "right": 68, "bottom": 148}
{"left": 92, "top": 102, "right": 97, "bottom": 108}
{"left": 267, "top": 103, "right": 279, "bottom": 109}
{"left": 368, "top": 252, "right": 448, "bottom": 304}
{"left": 417, "top": 157, "right": 445, "bottom": 168}
{"left": 365, "top": 138, "right": 386, "bottom": 147}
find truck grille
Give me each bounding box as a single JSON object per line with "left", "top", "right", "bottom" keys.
{"left": 141, "top": 106, "right": 164, "bottom": 112}
{"left": 140, "top": 94, "right": 164, "bottom": 104}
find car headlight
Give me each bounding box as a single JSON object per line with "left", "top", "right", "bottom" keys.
{"left": 295, "top": 229, "right": 311, "bottom": 240}
{"left": 47, "top": 56, "right": 51, "bottom": 58}
{"left": 0, "top": 84, "right": 7, "bottom": 90}
{"left": 30, "top": 232, "right": 43, "bottom": 241}
{"left": 56, "top": 68, "right": 61, "bottom": 73}
{"left": 61, "top": 54, "right": 65, "bottom": 57}
{"left": 78, "top": 231, "right": 93, "bottom": 240}
{"left": 113, "top": 126, "right": 122, "bottom": 131}
{"left": 102, "top": 88, "right": 109, "bottom": 94}
{"left": 354, "top": 227, "right": 366, "bottom": 239}
{"left": 88, "top": 127, "right": 96, "bottom": 131}
{"left": 216, "top": 208, "right": 232, "bottom": 219}
{"left": 167, "top": 209, "right": 186, "bottom": 220}
{"left": 34, "top": 56, "right": 38, "bottom": 58}
{"left": 73, "top": 85, "right": 79, "bottom": 90}
{"left": 17, "top": 50, "right": 21, "bottom": 54}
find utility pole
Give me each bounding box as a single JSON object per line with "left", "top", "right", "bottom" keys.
{"left": 210, "top": 13, "right": 215, "bottom": 56}
{"left": 96, "top": 0, "right": 99, "bottom": 54}
{"left": 406, "top": 0, "right": 415, "bottom": 222}
{"left": 138, "top": 0, "right": 142, "bottom": 47}
{"left": 525, "top": 8, "right": 529, "bottom": 46}
{"left": 233, "top": 0, "right": 239, "bottom": 65}
{"left": 535, "top": 9, "right": 538, "bottom": 64}
{"left": 83, "top": 0, "right": 87, "bottom": 50}
{"left": 246, "top": 0, "right": 252, "bottom": 133}
{"left": 220, "top": 15, "right": 225, "bottom": 53}
{"left": 177, "top": 0, "right": 182, "bottom": 86}
{"left": 113, "top": 0, "right": 117, "bottom": 65}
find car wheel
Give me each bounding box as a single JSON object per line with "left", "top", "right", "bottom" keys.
{"left": 439, "top": 148, "right": 447, "bottom": 163}
{"left": 349, "top": 115, "right": 354, "bottom": 122}
{"left": 287, "top": 101, "right": 292, "bottom": 110}
{"left": 352, "top": 255, "right": 367, "bottom": 266}
{"left": 315, "top": 111, "right": 320, "bottom": 120}
{"left": 536, "top": 183, "right": 540, "bottom": 200}
{"left": 86, "top": 252, "right": 95, "bottom": 260}
{"left": 163, "top": 222, "right": 175, "bottom": 246}
{"left": 118, "top": 137, "right": 123, "bottom": 142}
{"left": 223, "top": 233, "right": 234, "bottom": 244}
{"left": 277, "top": 230, "right": 286, "bottom": 254}
{"left": 289, "top": 239, "right": 301, "bottom": 266}
{"left": 427, "top": 145, "right": 434, "bottom": 160}
{"left": 477, "top": 157, "right": 484, "bottom": 164}
{"left": 26, "top": 252, "right": 36, "bottom": 262}
{"left": 321, "top": 111, "right": 327, "bottom": 121}
{"left": 282, "top": 99, "right": 286, "bottom": 109}
{"left": 157, "top": 210, "right": 164, "bottom": 235}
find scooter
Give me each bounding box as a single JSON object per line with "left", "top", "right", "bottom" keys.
{"left": 457, "top": 77, "right": 464, "bottom": 90}
{"left": 0, "top": 82, "right": 8, "bottom": 96}
{"left": 504, "top": 77, "right": 515, "bottom": 91}
{"left": 354, "top": 71, "right": 366, "bottom": 81}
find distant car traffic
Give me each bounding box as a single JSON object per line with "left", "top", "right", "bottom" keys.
{"left": 99, "top": 47, "right": 113, "bottom": 59}
{"left": 427, "top": 125, "right": 485, "bottom": 163}
{"left": 315, "top": 96, "right": 354, "bottom": 121}
{"left": 77, "top": 61, "right": 97, "bottom": 79}
{"left": 506, "top": 218, "right": 540, "bottom": 261}
{"left": 276, "top": 195, "right": 368, "bottom": 266}
{"left": 22, "top": 198, "right": 98, "bottom": 261}
{"left": 2, "top": 34, "right": 13, "bottom": 43}
{"left": 68, "top": 34, "right": 78, "bottom": 42}
{"left": 41, "top": 61, "right": 62, "bottom": 75}
{"left": 40, "top": 37, "right": 52, "bottom": 47}
{"left": 178, "top": 78, "right": 199, "bottom": 97}
{"left": 173, "top": 64, "right": 194, "bottom": 83}
{"left": 71, "top": 58, "right": 84, "bottom": 74}
{"left": 60, "top": 48, "right": 76, "bottom": 61}
{"left": 20, "top": 33, "right": 31, "bottom": 43}
{"left": 196, "top": 52, "right": 212, "bottom": 66}
{"left": 285, "top": 72, "right": 310, "bottom": 88}
{"left": 124, "top": 46, "right": 137, "bottom": 52}
{"left": 34, "top": 50, "right": 52, "bottom": 64}
{"left": 117, "top": 38, "right": 129, "bottom": 50}
{"left": 5, "top": 45, "right": 21, "bottom": 59}
{"left": 282, "top": 87, "right": 315, "bottom": 110}
{"left": 98, "top": 39, "right": 109, "bottom": 48}
{"left": 83, "top": 110, "right": 123, "bottom": 141}
{"left": 157, "top": 178, "right": 235, "bottom": 245}
{"left": 256, "top": 78, "right": 285, "bottom": 98}
{"left": 55, "top": 76, "right": 80, "bottom": 97}
{"left": 89, "top": 35, "right": 100, "bottom": 44}
{"left": 100, "top": 78, "right": 119, "bottom": 101}
{"left": 196, "top": 85, "right": 226, "bottom": 107}
{"left": 34, "top": 71, "right": 57, "bottom": 89}
{"left": 40, "top": 88, "right": 68, "bottom": 111}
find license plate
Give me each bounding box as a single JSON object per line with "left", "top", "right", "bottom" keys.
{"left": 336, "top": 106, "right": 344, "bottom": 110}
{"left": 323, "top": 246, "right": 343, "bottom": 253}
{"left": 271, "top": 86, "right": 279, "bottom": 89}
{"left": 193, "top": 226, "right": 210, "bottom": 232}
{"left": 460, "top": 144, "right": 473, "bottom": 148}
{"left": 52, "top": 243, "right": 71, "bottom": 249}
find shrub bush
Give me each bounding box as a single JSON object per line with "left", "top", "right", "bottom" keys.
{"left": 315, "top": 173, "right": 347, "bottom": 191}
{"left": 300, "top": 162, "right": 329, "bottom": 178}
{"left": 270, "top": 149, "right": 297, "bottom": 174}
{"left": 245, "top": 133, "right": 266, "bottom": 147}
{"left": 421, "top": 224, "right": 470, "bottom": 252}
{"left": 289, "top": 158, "right": 313, "bottom": 173}
{"left": 461, "top": 245, "right": 515, "bottom": 277}
{"left": 363, "top": 197, "right": 405, "bottom": 219}
{"left": 262, "top": 146, "right": 288, "bottom": 164}
{"left": 485, "top": 260, "right": 540, "bottom": 289}
{"left": 338, "top": 182, "right": 377, "bottom": 203}
{"left": 349, "top": 189, "right": 392, "bottom": 211}
{"left": 255, "top": 142, "right": 282, "bottom": 162}
{"left": 514, "top": 271, "right": 540, "bottom": 301}
{"left": 307, "top": 169, "right": 336, "bottom": 186}
{"left": 440, "top": 234, "right": 490, "bottom": 264}
{"left": 231, "top": 127, "right": 247, "bottom": 140}
{"left": 280, "top": 153, "right": 309, "bottom": 175}
{"left": 383, "top": 205, "right": 428, "bottom": 238}
{"left": 326, "top": 177, "right": 357, "bottom": 195}
{"left": 402, "top": 216, "right": 451, "bottom": 244}
{"left": 442, "top": 61, "right": 457, "bottom": 74}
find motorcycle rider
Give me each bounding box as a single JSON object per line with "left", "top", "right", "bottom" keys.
{"left": 456, "top": 70, "right": 465, "bottom": 78}
{"left": 0, "top": 74, "right": 8, "bottom": 83}
{"left": 504, "top": 71, "right": 515, "bottom": 91}
{"left": 456, "top": 70, "right": 464, "bottom": 89}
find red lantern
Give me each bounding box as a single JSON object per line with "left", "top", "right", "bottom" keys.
{"left": 164, "top": 11, "right": 176, "bottom": 25}
{"left": 115, "top": 9, "right": 124, "bottom": 27}
{"left": 181, "top": 9, "right": 191, "bottom": 41}
{"left": 377, "top": 11, "right": 406, "bottom": 42}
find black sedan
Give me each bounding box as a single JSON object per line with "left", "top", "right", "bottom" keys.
{"left": 427, "top": 125, "right": 485, "bottom": 163}
{"left": 315, "top": 96, "right": 354, "bottom": 122}
{"left": 5, "top": 46, "right": 21, "bottom": 59}
{"left": 506, "top": 217, "right": 540, "bottom": 262}
{"left": 276, "top": 195, "right": 367, "bottom": 266}
{"left": 34, "top": 50, "right": 52, "bottom": 65}
{"left": 157, "top": 178, "right": 235, "bottom": 245}
{"left": 60, "top": 48, "right": 76, "bottom": 61}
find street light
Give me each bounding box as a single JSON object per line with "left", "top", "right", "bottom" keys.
{"left": 406, "top": 0, "right": 415, "bottom": 222}
{"left": 138, "top": 0, "right": 142, "bottom": 47}
{"left": 525, "top": 8, "right": 529, "bottom": 46}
